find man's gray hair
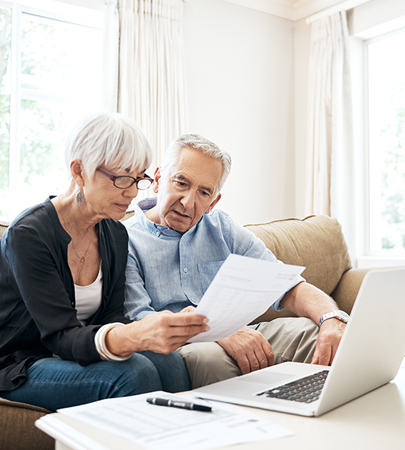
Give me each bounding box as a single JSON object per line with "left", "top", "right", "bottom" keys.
{"left": 162, "top": 134, "right": 232, "bottom": 192}
{"left": 65, "top": 112, "right": 152, "bottom": 180}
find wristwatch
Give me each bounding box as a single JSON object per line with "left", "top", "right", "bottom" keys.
{"left": 319, "top": 310, "right": 350, "bottom": 327}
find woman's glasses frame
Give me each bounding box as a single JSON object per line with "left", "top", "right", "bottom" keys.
{"left": 96, "top": 167, "right": 153, "bottom": 190}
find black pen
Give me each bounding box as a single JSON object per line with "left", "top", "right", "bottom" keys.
{"left": 146, "top": 397, "right": 212, "bottom": 412}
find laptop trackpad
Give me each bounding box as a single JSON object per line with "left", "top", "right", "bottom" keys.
{"left": 238, "top": 371, "right": 295, "bottom": 387}
{"left": 194, "top": 370, "right": 298, "bottom": 399}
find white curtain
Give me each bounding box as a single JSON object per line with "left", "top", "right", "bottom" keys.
{"left": 103, "top": 0, "right": 187, "bottom": 170}
{"left": 305, "top": 11, "right": 356, "bottom": 259}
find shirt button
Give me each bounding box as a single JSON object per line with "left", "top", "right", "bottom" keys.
{"left": 184, "top": 268, "right": 188, "bottom": 273}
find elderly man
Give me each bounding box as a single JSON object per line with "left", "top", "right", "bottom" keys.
{"left": 124, "top": 134, "right": 348, "bottom": 388}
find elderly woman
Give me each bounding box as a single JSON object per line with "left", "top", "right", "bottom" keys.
{"left": 0, "top": 112, "right": 208, "bottom": 411}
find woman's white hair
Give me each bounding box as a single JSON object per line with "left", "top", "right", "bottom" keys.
{"left": 161, "top": 134, "right": 232, "bottom": 192}
{"left": 65, "top": 112, "right": 152, "bottom": 180}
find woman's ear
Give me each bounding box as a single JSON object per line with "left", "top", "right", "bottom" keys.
{"left": 70, "top": 159, "right": 84, "bottom": 187}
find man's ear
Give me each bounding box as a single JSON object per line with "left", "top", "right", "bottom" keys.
{"left": 152, "top": 167, "right": 161, "bottom": 194}
{"left": 205, "top": 193, "right": 221, "bottom": 215}
{"left": 70, "top": 159, "right": 84, "bottom": 187}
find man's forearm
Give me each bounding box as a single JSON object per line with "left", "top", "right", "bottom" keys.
{"left": 280, "top": 282, "right": 339, "bottom": 326}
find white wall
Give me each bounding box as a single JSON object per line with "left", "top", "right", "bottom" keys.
{"left": 183, "top": 0, "right": 296, "bottom": 225}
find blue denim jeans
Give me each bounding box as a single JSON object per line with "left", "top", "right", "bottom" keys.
{"left": 1, "top": 351, "right": 190, "bottom": 411}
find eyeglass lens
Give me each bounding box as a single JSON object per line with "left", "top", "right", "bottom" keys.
{"left": 136, "top": 178, "right": 153, "bottom": 190}
{"left": 114, "top": 176, "right": 152, "bottom": 190}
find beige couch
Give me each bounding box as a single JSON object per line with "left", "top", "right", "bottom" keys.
{"left": 0, "top": 214, "right": 369, "bottom": 449}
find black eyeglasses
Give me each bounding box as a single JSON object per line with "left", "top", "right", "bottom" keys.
{"left": 96, "top": 167, "right": 153, "bottom": 190}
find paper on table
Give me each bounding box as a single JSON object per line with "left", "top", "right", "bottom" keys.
{"left": 57, "top": 391, "right": 294, "bottom": 450}
{"left": 188, "top": 254, "right": 305, "bottom": 343}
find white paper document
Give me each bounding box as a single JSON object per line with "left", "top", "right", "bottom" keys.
{"left": 58, "top": 391, "right": 294, "bottom": 450}
{"left": 188, "top": 254, "right": 305, "bottom": 343}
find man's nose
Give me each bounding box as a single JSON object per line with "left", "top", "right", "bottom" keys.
{"left": 180, "top": 189, "right": 196, "bottom": 209}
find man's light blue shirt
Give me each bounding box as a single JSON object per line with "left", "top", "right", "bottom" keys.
{"left": 124, "top": 198, "right": 303, "bottom": 321}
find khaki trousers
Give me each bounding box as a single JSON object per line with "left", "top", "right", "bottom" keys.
{"left": 177, "top": 317, "right": 319, "bottom": 389}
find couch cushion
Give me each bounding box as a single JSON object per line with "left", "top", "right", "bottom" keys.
{"left": 0, "top": 222, "right": 8, "bottom": 239}
{"left": 122, "top": 210, "right": 135, "bottom": 221}
{"left": 244, "top": 215, "right": 352, "bottom": 296}
{"left": 0, "top": 398, "right": 53, "bottom": 450}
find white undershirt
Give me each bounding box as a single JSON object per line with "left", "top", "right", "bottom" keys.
{"left": 74, "top": 266, "right": 103, "bottom": 322}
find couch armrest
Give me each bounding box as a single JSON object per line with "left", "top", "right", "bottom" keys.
{"left": 251, "top": 267, "right": 371, "bottom": 325}
{"left": 331, "top": 268, "right": 371, "bottom": 315}
{"left": 0, "top": 398, "right": 53, "bottom": 450}
{"left": 0, "top": 222, "right": 9, "bottom": 239}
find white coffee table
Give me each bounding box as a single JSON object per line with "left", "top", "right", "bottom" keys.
{"left": 36, "top": 362, "right": 405, "bottom": 450}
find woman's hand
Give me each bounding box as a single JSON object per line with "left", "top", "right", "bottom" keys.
{"left": 105, "top": 311, "right": 209, "bottom": 357}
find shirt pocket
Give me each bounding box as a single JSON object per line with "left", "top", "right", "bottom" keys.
{"left": 197, "top": 260, "right": 226, "bottom": 293}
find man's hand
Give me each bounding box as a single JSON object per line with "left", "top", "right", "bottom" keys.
{"left": 217, "top": 327, "right": 274, "bottom": 375}
{"left": 311, "top": 319, "right": 346, "bottom": 365}
{"left": 106, "top": 311, "right": 209, "bottom": 356}
{"left": 281, "top": 282, "right": 347, "bottom": 366}
{"left": 180, "top": 305, "right": 196, "bottom": 314}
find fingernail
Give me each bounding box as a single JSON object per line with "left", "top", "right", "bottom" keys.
{"left": 203, "top": 318, "right": 209, "bottom": 324}
{"left": 204, "top": 325, "right": 210, "bottom": 332}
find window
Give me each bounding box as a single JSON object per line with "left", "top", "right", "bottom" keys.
{"left": 366, "top": 28, "right": 405, "bottom": 255}
{"left": 0, "top": 1, "right": 102, "bottom": 221}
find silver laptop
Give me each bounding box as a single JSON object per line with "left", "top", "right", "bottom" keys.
{"left": 193, "top": 267, "right": 405, "bottom": 417}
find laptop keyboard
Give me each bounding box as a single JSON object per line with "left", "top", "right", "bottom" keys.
{"left": 256, "top": 370, "right": 329, "bottom": 404}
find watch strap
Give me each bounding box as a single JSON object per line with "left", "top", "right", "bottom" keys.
{"left": 319, "top": 310, "right": 349, "bottom": 327}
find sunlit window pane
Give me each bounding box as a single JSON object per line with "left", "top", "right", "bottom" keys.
{"left": 17, "top": 99, "right": 72, "bottom": 210}
{"left": 0, "top": 7, "right": 11, "bottom": 220}
{"left": 0, "top": 5, "right": 102, "bottom": 222}
{"left": 21, "top": 13, "right": 101, "bottom": 100}
{"left": 368, "top": 29, "right": 405, "bottom": 253}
